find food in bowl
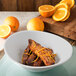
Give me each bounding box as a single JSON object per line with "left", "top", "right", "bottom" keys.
{"left": 4, "top": 31, "right": 73, "bottom": 72}
{"left": 22, "top": 39, "right": 56, "bottom": 66}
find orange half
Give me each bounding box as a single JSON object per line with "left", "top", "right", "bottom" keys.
{"left": 0, "top": 25, "right": 11, "bottom": 38}
{"left": 38, "top": 5, "right": 55, "bottom": 17}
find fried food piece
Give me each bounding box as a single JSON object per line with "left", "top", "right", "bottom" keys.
{"left": 26, "top": 53, "right": 36, "bottom": 65}
{"left": 26, "top": 52, "right": 44, "bottom": 66}
{"left": 22, "top": 47, "right": 44, "bottom": 66}
{"left": 29, "top": 39, "right": 56, "bottom": 66}
{"left": 33, "top": 58, "right": 45, "bottom": 66}
{"left": 22, "top": 46, "right": 30, "bottom": 64}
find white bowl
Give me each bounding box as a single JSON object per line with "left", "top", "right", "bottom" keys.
{"left": 4, "top": 31, "right": 73, "bottom": 72}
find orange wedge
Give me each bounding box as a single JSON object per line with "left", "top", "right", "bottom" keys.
{"left": 0, "top": 25, "right": 11, "bottom": 38}
{"left": 62, "top": 11, "right": 70, "bottom": 21}
{"left": 55, "top": 3, "right": 69, "bottom": 10}
{"left": 38, "top": 5, "right": 55, "bottom": 17}
{"left": 53, "top": 8, "right": 68, "bottom": 21}
{"left": 60, "top": 0, "right": 75, "bottom": 9}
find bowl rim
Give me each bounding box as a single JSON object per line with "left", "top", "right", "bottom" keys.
{"left": 4, "top": 31, "right": 73, "bottom": 69}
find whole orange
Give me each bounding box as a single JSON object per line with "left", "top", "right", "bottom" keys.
{"left": 27, "top": 18, "right": 44, "bottom": 31}
{"left": 4, "top": 16, "right": 19, "bottom": 32}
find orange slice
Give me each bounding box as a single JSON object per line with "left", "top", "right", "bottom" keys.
{"left": 60, "top": 0, "right": 75, "bottom": 8}
{"left": 0, "top": 25, "right": 11, "bottom": 38}
{"left": 38, "top": 5, "right": 55, "bottom": 17}
{"left": 62, "top": 11, "right": 70, "bottom": 21}
{"left": 55, "top": 3, "right": 69, "bottom": 10}
{"left": 53, "top": 8, "right": 68, "bottom": 21}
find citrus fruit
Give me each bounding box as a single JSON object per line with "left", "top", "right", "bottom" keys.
{"left": 55, "top": 3, "right": 69, "bottom": 10}
{"left": 60, "top": 0, "right": 75, "bottom": 9}
{"left": 62, "top": 10, "right": 70, "bottom": 21}
{"left": 38, "top": 5, "right": 55, "bottom": 17}
{"left": 4, "top": 16, "right": 19, "bottom": 32}
{"left": 0, "top": 25, "right": 11, "bottom": 38}
{"left": 53, "top": 8, "right": 68, "bottom": 21}
{"left": 27, "top": 18, "right": 44, "bottom": 31}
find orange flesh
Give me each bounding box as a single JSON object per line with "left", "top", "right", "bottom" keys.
{"left": 0, "top": 25, "right": 11, "bottom": 38}
{"left": 40, "top": 5, "right": 54, "bottom": 11}
{"left": 55, "top": 3, "right": 68, "bottom": 9}
{"left": 54, "top": 10, "right": 66, "bottom": 19}
{"left": 62, "top": 11, "right": 70, "bottom": 21}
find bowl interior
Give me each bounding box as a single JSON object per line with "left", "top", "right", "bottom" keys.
{"left": 4, "top": 31, "right": 72, "bottom": 67}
